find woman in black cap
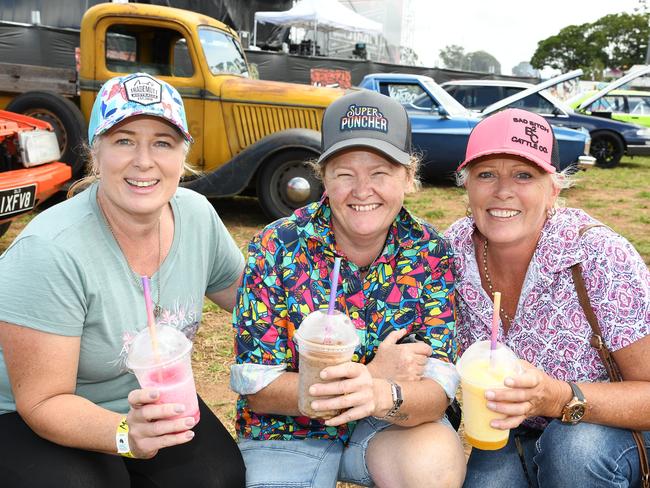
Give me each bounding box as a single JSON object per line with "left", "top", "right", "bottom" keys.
{"left": 231, "top": 90, "right": 466, "bottom": 487}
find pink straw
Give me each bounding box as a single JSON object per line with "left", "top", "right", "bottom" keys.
{"left": 141, "top": 276, "right": 161, "bottom": 370}
{"left": 327, "top": 257, "right": 342, "bottom": 315}
{"left": 490, "top": 292, "right": 501, "bottom": 364}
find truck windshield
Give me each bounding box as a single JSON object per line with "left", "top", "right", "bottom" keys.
{"left": 198, "top": 26, "right": 249, "bottom": 77}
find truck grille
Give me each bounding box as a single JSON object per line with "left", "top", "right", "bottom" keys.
{"left": 231, "top": 104, "right": 321, "bottom": 148}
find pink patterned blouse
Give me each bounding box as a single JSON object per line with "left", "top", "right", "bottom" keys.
{"left": 446, "top": 208, "right": 650, "bottom": 429}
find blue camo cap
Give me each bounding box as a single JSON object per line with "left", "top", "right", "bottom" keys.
{"left": 88, "top": 72, "right": 193, "bottom": 145}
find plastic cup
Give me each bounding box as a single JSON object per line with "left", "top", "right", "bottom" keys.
{"left": 126, "top": 325, "right": 200, "bottom": 424}
{"left": 293, "top": 310, "right": 359, "bottom": 419}
{"left": 456, "top": 340, "right": 522, "bottom": 450}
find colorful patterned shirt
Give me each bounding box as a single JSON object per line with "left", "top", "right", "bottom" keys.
{"left": 446, "top": 208, "right": 650, "bottom": 429}
{"left": 233, "top": 198, "right": 456, "bottom": 442}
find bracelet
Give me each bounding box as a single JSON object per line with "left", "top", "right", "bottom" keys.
{"left": 116, "top": 416, "right": 135, "bottom": 458}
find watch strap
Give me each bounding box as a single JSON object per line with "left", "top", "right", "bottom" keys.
{"left": 568, "top": 381, "right": 585, "bottom": 402}
{"left": 382, "top": 380, "right": 406, "bottom": 421}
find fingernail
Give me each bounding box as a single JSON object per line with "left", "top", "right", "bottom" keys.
{"left": 174, "top": 404, "right": 186, "bottom": 413}
{"left": 320, "top": 370, "right": 328, "bottom": 379}
{"left": 309, "top": 386, "right": 316, "bottom": 395}
{"left": 485, "top": 390, "right": 495, "bottom": 400}
{"left": 486, "top": 401, "right": 496, "bottom": 410}
{"left": 185, "top": 418, "right": 195, "bottom": 427}
{"left": 504, "top": 378, "right": 514, "bottom": 387}
{"left": 186, "top": 431, "right": 195, "bottom": 439}
{"left": 149, "top": 390, "right": 159, "bottom": 399}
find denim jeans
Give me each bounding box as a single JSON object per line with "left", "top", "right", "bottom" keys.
{"left": 464, "top": 420, "right": 650, "bottom": 488}
{"left": 239, "top": 416, "right": 454, "bottom": 488}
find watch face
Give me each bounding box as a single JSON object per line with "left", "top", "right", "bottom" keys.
{"left": 569, "top": 404, "right": 586, "bottom": 422}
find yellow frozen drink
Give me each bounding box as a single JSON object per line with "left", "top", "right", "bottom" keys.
{"left": 457, "top": 340, "right": 521, "bottom": 450}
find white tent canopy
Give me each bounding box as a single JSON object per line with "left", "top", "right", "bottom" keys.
{"left": 253, "top": 0, "right": 382, "bottom": 55}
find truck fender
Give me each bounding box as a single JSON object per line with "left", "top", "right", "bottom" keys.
{"left": 6, "top": 91, "right": 86, "bottom": 179}
{"left": 183, "top": 127, "right": 321, "bottom": 198}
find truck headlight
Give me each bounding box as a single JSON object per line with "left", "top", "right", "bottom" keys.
{"left": 636, "top": 128, "right": 650, "bottom": 138}
{"left": 18, "top": 130, "right": 61, "bottom": 167}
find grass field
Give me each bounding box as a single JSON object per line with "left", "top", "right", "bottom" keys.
{"left": 1, "top": 156, "right": 648, "bottom": 485}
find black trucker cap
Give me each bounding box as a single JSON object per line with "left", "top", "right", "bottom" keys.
{"left": 317, "top": 89, "right": 412, "bottom": 166}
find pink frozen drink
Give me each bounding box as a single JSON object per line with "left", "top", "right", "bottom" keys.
{"left": 127, "top": 325, "right": 200, "bottom": 423}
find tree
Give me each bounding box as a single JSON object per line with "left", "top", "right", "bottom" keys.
{"left": 439, "top": 45, "right": 467, "bottom": 70}
{"left": 594, "top": 13, "right": 650, "bottom": 69}
{"left": 466, "top": 51, "right": 501, "bottom": 74}
{"left": 512, "top": 61, "right": 538, "bottom": 77}
{"left": 531, "top": 13, "right": 650, "bottom": 75}
{"left": 439, "top": 45, "right": 501, "bottom": 73}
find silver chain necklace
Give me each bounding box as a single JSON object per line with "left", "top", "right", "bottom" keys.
{"left": 482, "top": 238, "right": 513, "bottom": 324}
{"left": 97, "top": 195, "right": 163, "bottom": 318}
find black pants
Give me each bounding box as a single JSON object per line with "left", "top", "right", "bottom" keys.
{"left": 0, "top": 396, "right": 245, "bottom": 488}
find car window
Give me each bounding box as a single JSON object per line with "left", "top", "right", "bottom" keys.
{"left": 380, "top": 82, "right": 439, "bottom": 112}
{"left": 105, "top": 24, "right": 194, "bottom": 77}
{"left": 601, "top": 95, "right": 626, "bottom": 112}
{"left": 512, "top": 93, "right": 556, "bottom": 114}
{"left": 627, "top": 95, "right": 650, "bottom": 115}
{"left": 451, "top": 86, "right": 502, "bottom": 111}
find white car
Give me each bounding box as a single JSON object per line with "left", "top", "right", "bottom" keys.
{"left": 441, "top": 71, "right": 650, "bottom": 167}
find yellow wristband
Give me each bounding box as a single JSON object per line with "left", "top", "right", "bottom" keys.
{"left": 116, "top": 416, "right": 135, "bottom": 458}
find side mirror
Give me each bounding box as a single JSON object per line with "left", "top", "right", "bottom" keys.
{"left": 435, "top": 105, "right": 449, "bottom": 117}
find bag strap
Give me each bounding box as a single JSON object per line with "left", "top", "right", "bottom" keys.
{"left": 570, "top": 264, "right": 622, "bottom": 382}
{"left": 571, "top": 225, "right": 649, "bottom": 487}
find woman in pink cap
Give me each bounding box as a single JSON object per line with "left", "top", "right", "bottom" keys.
{"left": 446, "top": 108, "right": 650, "bottom": 487}
{"left": 0, "top": 73, "right": 245, "bottom": 487}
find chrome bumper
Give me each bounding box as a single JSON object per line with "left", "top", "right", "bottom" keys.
{"left": 577, "top": 155, "right": 596, "bottom": 170}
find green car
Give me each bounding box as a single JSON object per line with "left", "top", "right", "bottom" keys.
{"left": 568, "top": 89, "right": 650, "bottom": 128}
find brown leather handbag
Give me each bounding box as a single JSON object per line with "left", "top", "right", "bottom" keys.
{"left": 571, "top": 226, "right": 650, "bottom": 488}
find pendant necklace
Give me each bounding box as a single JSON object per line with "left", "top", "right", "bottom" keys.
{"left": 97, "top": 196, "right": 163, "bottom": 318}
{"left": 482, "top": 238, "right": 513, "bottom": 325}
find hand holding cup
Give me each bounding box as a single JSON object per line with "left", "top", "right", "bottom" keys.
{"left": 124, "top": 387, "right": 197, "bottom": 459}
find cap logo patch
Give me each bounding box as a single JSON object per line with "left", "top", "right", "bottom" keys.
{"left": 510, "top": 116, "right": 550, "bottom": 154}
{"left": 123, "top": 76, "right": 162, "bottom": 106}
{"left": 340, "top": 104, "right": 388, "bottom": 133}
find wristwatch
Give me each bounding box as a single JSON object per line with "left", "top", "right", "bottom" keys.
{"left": 560, "top": 382, "right": 587, "bottom": 424}
{"left": 382, "top": 380, "right": 407, "bottom": 421}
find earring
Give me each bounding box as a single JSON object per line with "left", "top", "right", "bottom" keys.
{"left": 546, "top": 207, "right": 556, "bottom": 219}
{"left": 465, "top": 205, "right": 473, "bottom": 218}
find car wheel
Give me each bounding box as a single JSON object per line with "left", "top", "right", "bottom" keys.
{"left": 257, "top": 149, "right": 322, "bottom": 221}
{"left": 7, "top": 91, "right": 86, "bottom": 179}
{"left": 0, "top": 221, "right": 10, "bottom": 239}
{"left": 590, "top": 132, "right": 624, "bottom": 168}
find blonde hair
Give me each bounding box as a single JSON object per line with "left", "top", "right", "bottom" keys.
{"left": 67, "top": 137, "right": 193, "bottom": 198}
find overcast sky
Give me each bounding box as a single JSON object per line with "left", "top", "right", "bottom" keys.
{"left": 411, "top": 0, "right": 642, "bottom": 75}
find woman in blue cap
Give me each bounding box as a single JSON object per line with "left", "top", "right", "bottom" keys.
{"left": 0, "top": 73, "right": 245, "bottom": 487}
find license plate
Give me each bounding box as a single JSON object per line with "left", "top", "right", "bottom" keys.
{"left": 0, "top": 184, "right": 36, "bottom": 219}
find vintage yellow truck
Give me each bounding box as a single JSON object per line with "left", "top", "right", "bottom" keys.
{"left": 0, "top": 2, "right": 344, "bottom": 219}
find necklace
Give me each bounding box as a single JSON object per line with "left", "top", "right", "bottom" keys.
{"left": 482, "top": 238, "right": 513, "bottom": 324}
{"left": 97, "top": 196, "right": 163, "bottom": 318}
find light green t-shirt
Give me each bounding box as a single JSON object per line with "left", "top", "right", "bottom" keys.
{"left": 0, "top": 183, "right": 244, "bottom": 414}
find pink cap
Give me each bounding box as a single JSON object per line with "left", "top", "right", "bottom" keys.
{"left": 458, "top": 108, "right": 559, "bottom": 173}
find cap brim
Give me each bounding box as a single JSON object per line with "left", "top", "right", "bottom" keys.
{"left": 457, "top": 148, "right": 556, "bottom": 173}
{"left": 93, "top": 110, "right": 194, "bottom": 144}
{"left": 318, "top": 138, "right": 410, "bottom": 166}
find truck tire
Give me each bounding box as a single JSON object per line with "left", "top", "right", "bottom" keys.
{"left": 0, "top": 221, "right": 9, "bottom": 239}
{"left": 590, "top": 131, "right": 624, "bottom": 168}
{"left": 256, "top": 149, "right": 322, "bottom": 220}
{"left": 7, "top": 92, "right": 86, "bottom": 179}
